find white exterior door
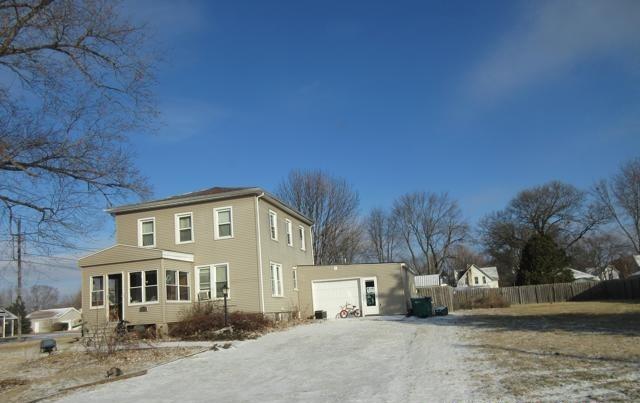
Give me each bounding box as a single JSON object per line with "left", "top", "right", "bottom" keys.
{"left": 361, "top": 277, "right": 380, "bottom": 316}
{"left": 312, "top": 279, "right": 361, "bottom": 319}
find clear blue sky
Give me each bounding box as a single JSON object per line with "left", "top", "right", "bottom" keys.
{"left": 130, "top": 0, "right": 639, "bottom": 222}
{"left": 6, "top": 0, "right": 640, "bottom": 295}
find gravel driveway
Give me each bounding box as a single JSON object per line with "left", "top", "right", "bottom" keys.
{"left": 55, "top": 316, "right": 486, "bottom": 402}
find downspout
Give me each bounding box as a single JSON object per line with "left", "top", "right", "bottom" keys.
{"left": 255, "top": 193, "right": 266, "bottom": 314}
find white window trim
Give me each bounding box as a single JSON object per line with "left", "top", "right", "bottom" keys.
{"left": 292, "top": 267, "right": 298, "bottom": 291}
{"left": 196, "top": 263, "right": 230, "bottom": 300}
{"left": 269, "top": 210, "right": 278, "bottom": 241}
{"left": 127, "top": 270, "right": 160, "bottom": 306}
{"left": 285, "top": 219, "right": 293, "bottom": 247}
{"left": 270, "top": 261, "right": 284, "bottom": 297}
{"left": 166, "top": 269, "right": 192, "bottom": 303}
{"left": 298, "top": 225, "right": 306, "bottom": 251}
{"left": 90, "top": 274, "right": 105, "bottom": 309}
{"left": 213, "top": 206, "right": 234, "bottom": 240}
{"left": 137, "top": 217, "right": 156, "bottom": 248}
{"left": 174, "top": 212, "right": 194, "bottom": 245}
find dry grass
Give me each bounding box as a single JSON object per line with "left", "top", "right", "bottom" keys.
{"left": 0, "top": 338, "right": 202, "bottom": 403}
{"left": 458, "top": 301, "right": 640, "bottom": 401}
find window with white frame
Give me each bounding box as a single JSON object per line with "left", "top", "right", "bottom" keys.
{"left": 175, "top": 213, "right": 194, "bottom": 244}
{"left": 90, "top": 275, "right": 104, "bottom": 307}
{"left": 269, "top": 210, "right": 278, "bottom": 240}
{"left": 197, "top": 263, "right": 229, "bottom": 300}
{"left": 298, "top": 225, "right": 306, "bottom": 251}
{"left": 270, "top": 262, "right": 283, "bottom": 297}
{"left": 214, "top": 207, "right": 233, "bottom": 239}
{"left": 138, "top": 218, "right": 155, "bottom": 247}
{"left": 286, "top": 219, "right": 293, "bottom": 246}
{"left": 166, "top": 270, "right": 190, "bottom": 301}
{"left": 292, "top": 267, "right": 298, "bottom": 290}
{"left": 129, "top": 270, "right": 158, "bottom": 304}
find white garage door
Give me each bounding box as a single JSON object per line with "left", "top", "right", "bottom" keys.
{"left": 312, "top": 279, "right": 361, "bottom": 319}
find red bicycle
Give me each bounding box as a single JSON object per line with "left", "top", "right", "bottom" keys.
{"left": 338, "top": 302, "right": 361, "bottom": 318}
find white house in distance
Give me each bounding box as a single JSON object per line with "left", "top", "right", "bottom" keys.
{"left": 569, "top": 268, "right": 600, "bottom": 282}
{"left": 586, "top": 266, "right": 620, "bottom": 280}
{"left": 1, "top": 308, "right": 18, "bottom": 338}
{"left": 456, "top": 264, "right": 499, "bottom": 288}
{"left": 27, "top": 307, "right": 82, "bottom": 333}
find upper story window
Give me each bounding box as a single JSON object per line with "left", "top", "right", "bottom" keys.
{"left": 138, "top": 218, "right": 155, "bottom": 247}
{"left": 129, "top": 270, "right": 158, "bottom": 304}
{"left": 269, "top": 210, "right": 278, "bottom": 240}
{"left": 90, "top": 275, "right": 104, "bottom": 308}
{"left": 175, "top": 213, "right": 194, "bottom": 244}
{"left": 214, "top": 207, "right": 233, "bottom": 239}
{"left": 285, "top": 219, "right": 293, "bottom": 246}
{"left": 298, "top": 225, "right": 306, "bottom": 251}
{"left": 166, "top": 270, "right": 190, "bottom": 302}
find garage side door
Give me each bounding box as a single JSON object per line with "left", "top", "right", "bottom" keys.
{"left": 312, "top": 279, "right": 360, "bottom": 319}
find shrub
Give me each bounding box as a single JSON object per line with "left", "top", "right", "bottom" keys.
{"left": 457, "top": 293, "right": 510, "bottom": 310}
{"left": 169, "top": 302, "right": 273, "bottom": 340}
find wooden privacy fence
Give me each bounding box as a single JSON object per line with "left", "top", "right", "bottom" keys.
{"left": 415, "top": 277, "right": 640, "bottom": 311}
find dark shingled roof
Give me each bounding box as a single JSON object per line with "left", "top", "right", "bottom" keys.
{"left": 154, "top": 187, "right": 253, "bottom": 203}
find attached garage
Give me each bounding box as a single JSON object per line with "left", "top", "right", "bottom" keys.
{"left": 297, "top": 263, "right": 415, "bottom": 319}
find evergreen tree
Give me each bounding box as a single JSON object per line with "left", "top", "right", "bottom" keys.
{"left": 8, "top": 297, "right": 31, "bottom": 335}
{"left": 517, "top": 234, "right": 573, "bottom": 285}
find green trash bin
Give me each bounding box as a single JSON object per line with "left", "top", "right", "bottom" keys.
{"left": 411, "top": 297, "right": 433, "bottom": 318}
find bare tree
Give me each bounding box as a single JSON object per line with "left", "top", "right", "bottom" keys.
{"left": 276, "top": 170, "right": 361, "bottom": 264}
{"left": 0, "top": 0, "right": 155, "bottom": 248}
{"left": 392, "top": 192, "right": 468, "bottom": 274}
{"left": 363, "top": 208, "right": 398, "bottom": 263}
{"left": 58, "top": 289, "right": 81, "bottom": 309}
{"left": 25, "top": 284, "right": 59, "bottom": 311}
{"left": 594, "top": 158, "right": 640, "bottom": 254}
{"left": 568, "top": 232, "right": 626, "bottom": 278}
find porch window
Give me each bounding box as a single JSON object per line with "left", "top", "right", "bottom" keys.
{"left": 90, "top": 275, "right": 104, "bottom": 307}
{"left": 270, "top": 262, "right": 283, "bottom": 297}
{"left": 175, "top": 213, "right": 194, "bottom": 244}
{"left": 166, "top": 270, "right": 190, "bottom": 301}
{"left": 129, "top": 270, "right": 158, "bottom": 304}
{"left": 138, "top": 218, "right": 155, "bottom": 247}
{"left": 214, "top": 207, "right": 233, "bottom": 239}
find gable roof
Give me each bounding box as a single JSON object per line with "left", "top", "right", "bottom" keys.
{"left": 569, "top": 268, "right": 599, "bottom": 281}
{"left": 105, "top": 187, "right": 313, "bottom": 225}
{"left": 27, "top": 307, "right": 80, "bottom": 320}
{"left": 457, "top": 264, "right": 500, "bottom": 282}
{"left": 0, "top": 308, "right": 17, "bottom": 320}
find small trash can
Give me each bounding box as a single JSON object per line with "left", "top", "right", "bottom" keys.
{"left": 434, "top": 306, "right": 448, "bottom": 316}
{"left": 314, "top": 310, "right": 327, "bottom": 320}
{"left": 410, "top": 297, "right": 433, "bottom": 318}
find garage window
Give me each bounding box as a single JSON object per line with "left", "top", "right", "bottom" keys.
{"left": 270, "top": 262, "right": 283, "bottom": 297}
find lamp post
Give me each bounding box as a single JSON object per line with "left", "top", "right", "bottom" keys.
{"left": 222, "top": 283, "right": 229, "bottom": 327}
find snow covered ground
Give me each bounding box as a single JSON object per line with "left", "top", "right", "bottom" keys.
{"left": 55, "top": 316, "right": 489, "bottom": 402}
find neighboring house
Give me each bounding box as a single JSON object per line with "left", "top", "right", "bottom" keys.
{"left": 1, "top": 308, "right": 18, "bottom": 338}
{"left": 629, "top": 271, "right": 640, "bottom": 279}
{"left": 414, "top": 274, "right": 445, "bottom": 288}
{"left": 27, "top": 307, "right": 82, "bottom": 333}
{"left": 456, "top": 264, "right": 500, "bottom": 288}
{"left": 79, "top": 186, "right": 415, "bottom": 333}
{"left": 586, "top": 266, "right": 620, "bottom": 281}
{"left": 569, "top": 268, "right": 600, "bottom": 282}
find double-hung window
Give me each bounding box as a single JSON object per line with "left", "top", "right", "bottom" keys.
{"left": 292, "top": 267, "right": 298, "bottom": 290}
{"left": 90, "top": 275, "right": 104, "bottom": 308}
{"left": 214, "top": 207, "right": 233, "bottom": 239}
{"left": 175, "top": 213, "right": 194, "bottom": 244}
{"left": 285, "top": 219, "right": 293, "bottom": 246}
{"left": 196, "top": 263, "right": 230, "bottom": 300}
{"left": 270, "top": 262, "right": 283, "bottom": 297}
{"left": 166, "top": 270, "right": 190, "bottom": 301}
{"left": 129, "top": 270, "right": 158, "bottom": 304}
{"left": 298, "top": 225, "right": 306, "bottom": 251}
{"left": 138, "top": 218, "right": 155, "bottom": 247}
{"left": 269, "top": 210, "right": 278, "bottom": 240}
{"left": 482, "top": 277, "right": 487, "bottom": 284}
{"left": 474, "top": 276, "right": 479, "bottom": 285}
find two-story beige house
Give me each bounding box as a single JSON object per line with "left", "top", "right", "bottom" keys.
{"left": 79, "top": 187, "right": 314, "bottom": 333}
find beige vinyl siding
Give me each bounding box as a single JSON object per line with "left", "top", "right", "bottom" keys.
{"left": 257, "top": 198, "right": 314, "bottom": 314}
{"left": 296, "top": 263, "right": 412, "bottom": 318}
{"left": 113, "top": 196, "right": 261, "bottom": 312}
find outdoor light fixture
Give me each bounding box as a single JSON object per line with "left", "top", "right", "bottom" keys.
{"left": 222, "top": 283, "right": 229, "bottom": 327}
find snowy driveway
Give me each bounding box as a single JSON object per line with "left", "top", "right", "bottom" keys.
{"left": 56, "top": 317, "right": 484, "bottom": 402}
